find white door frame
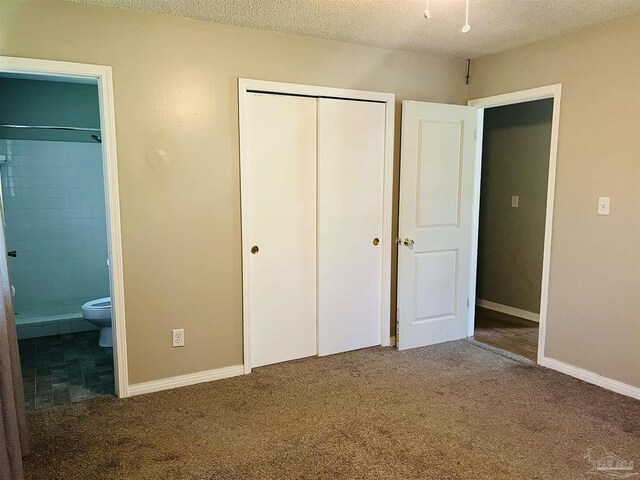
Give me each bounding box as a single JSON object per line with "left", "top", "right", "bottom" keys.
{"left": 238, "top": 78, "right": 395, "bottom": 373}
{"left": 468, "top": 84, "right": 562, "bottom": 364}
{"left": 0, "top": 56, "right": 129, "bottom": 397}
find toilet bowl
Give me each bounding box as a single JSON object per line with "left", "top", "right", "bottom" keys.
{"left": 81, "top": 297, "right": 112, "bottom": 347}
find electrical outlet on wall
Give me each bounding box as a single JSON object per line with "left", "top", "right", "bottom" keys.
{"left": 511, "top": 195, "right": 519, "bottom": 208}
{"left": 172, "top": 329, "right": 185, "bottom": 347}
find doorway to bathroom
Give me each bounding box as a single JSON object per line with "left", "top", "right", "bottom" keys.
{"left": 0, "top": 56, "right": 128, "bottom": 405}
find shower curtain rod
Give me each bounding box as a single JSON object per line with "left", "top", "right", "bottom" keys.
{"left": 0, "top": 124, "right": 101, "bottom": 132}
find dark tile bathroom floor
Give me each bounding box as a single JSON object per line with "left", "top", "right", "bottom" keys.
{"left": 18, "top": 331, "right": 115, "bottom": 409}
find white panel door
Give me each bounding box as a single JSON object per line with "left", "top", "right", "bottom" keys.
{"left": 317, "top": 98, "right": 385, "bottom": 356}
{"left": 397, "top": 101, "right": 477, "bottom": 350}
{"left": 245, "top": 93, "right": 317, "bottom": 367}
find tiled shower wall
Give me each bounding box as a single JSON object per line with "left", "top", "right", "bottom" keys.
{"left": 0, "top": 139, "right": 110, "bottom": 318}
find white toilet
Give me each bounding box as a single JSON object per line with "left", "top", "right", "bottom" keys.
{"left": 82, "top": 297, "right": 112, "bottom": 347}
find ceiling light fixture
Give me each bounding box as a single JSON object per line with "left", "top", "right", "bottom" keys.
{"left": 424, "top": 0, "right": 471, "bottom": 33}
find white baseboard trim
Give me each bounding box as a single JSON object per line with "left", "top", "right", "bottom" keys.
{"left": 542, "top": 357, "right": 640, "bottom": 401}
{"left": 476, "top": 299, "right": 540, "bottom": 322}
{"left": 128, "top": 364, "right": 245, "bottom": 397}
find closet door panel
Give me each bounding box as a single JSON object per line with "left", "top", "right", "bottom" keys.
{"left": 245, "top": 93, "right": 317, "bottom": 367}
{"left": 317, "top": 98, "right": 385, "bottom": 356}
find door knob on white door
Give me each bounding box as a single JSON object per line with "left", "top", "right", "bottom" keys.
{"left": 403, "top": 238, "right": 414, "bottom": 247}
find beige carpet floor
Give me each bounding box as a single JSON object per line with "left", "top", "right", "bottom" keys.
{"left": 24, "top": 340, "right": 640, "bottom": 479}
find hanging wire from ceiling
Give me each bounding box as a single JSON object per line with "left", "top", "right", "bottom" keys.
{"left": 462, "top": 0, "right": 471, "bottom": 33}
{"left": 424, "top": 0, "right": 471, "bottom": 33}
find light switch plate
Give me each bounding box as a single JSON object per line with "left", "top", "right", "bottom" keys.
{"left": 598, "top": 197, "right": 610, "bottom": 216}
{"left": 511, "top": 195, "right": 519, "bottom": 208}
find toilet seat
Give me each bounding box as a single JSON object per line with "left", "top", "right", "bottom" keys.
{"left": 82, "top": 297, "right": 112, "bottom": 322}
{"left": 83, "top": 297, "right": 111, "bottom": 309}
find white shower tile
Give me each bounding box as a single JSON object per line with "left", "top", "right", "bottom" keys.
{"left": 3, "top": 141, "right": 109, "bottom": 315}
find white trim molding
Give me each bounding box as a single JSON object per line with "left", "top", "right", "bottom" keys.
{"left": 542, "top": 357, "right": 640, "bottom": 401}
{"left": 238, "top": 78, "right": 395, "bottom": 373}
{"left": 0, "top": 56, "right": 129, "bottom": 397}
{"left": 468, "top": 84, "right": 562, "bottom": 366}
{"left": 128, "top": 365, "right": 245, "bottom": 397}
{"left": 476, "top": 299, "right": 539, "bottom": 322}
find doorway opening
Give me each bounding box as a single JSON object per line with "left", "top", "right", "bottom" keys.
{"left": 0, "top": 56, "right": 128, "bottom": 402}
{"left": 468, "top": 86, "right": 561, "bottom": 363}
{"left": 0, "top": 74, "right": 115, "bottom": 408}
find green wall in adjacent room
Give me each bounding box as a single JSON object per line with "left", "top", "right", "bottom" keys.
{"left": 0, "top": 77, "right": 100, "bottom": 142}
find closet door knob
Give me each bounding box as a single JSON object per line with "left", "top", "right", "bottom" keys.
{"left": 251, "top": 246, "right": 259, "bottom": 254}
{"left": 403, "top": 238, "right": 414, "bottom": 247}
{"left": 372, "top": 238, "right": 380, "bottom": 246}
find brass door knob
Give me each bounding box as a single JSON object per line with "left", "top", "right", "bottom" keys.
{"left": 373, "top": 238, "right": 380, "bottom": 246}
{"left": 251, "top": 246, "right": 259, "bottom": 254}
{"left": 403, "top": 238, "right": 414, "bottom": 247}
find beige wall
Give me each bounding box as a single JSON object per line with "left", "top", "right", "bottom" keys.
{"left": 477, "top": 100, "right": 552, "bottom": 314}
{"left": 3, "top": 1, "right": 637, "bottom": 391}
{"left": 470, "top": 15, "right": 640, "bottom": 388}
{"left": 0, "top": 0, "right": 467, "bottom": 384}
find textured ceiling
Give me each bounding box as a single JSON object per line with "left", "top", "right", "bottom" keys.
{"left": 69, "top": 0, "right": 640, "bottom": 58}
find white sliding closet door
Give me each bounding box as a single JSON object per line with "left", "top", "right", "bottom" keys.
{"left": 245, "top": 93, "right": 317, "bottom": 368}
{"left": 317, "top": 98, "right": 385, "bottom": 356}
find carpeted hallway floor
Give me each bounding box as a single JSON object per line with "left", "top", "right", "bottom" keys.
{"left": 24, "top": 340, "right": 639, "bottom": 480}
